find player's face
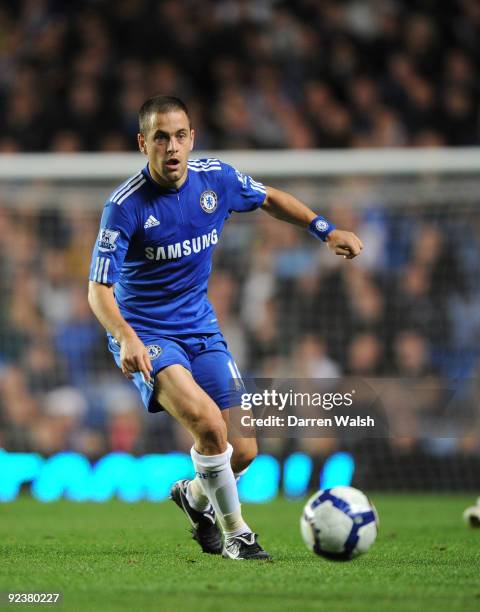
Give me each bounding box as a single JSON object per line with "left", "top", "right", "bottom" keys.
{"left": 137, "top": 110, "right": 194, "bottom": 189}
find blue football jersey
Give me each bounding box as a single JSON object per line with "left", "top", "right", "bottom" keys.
{"left": 89, "top": 158, "right": 266, "bottom": 337}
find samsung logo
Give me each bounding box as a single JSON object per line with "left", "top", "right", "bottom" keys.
{"left": 145, "top": 229, "right": 218, "bottom": 261}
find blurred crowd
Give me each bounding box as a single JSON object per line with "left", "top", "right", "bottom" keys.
{"left": 1, "top": 178, "right": 480, "bottom": 463}
{"left": 0, "top": 0, "right": 480, "bottom": 151}
{"left": 1, "top": 0, "right": 480, "bottom": 480}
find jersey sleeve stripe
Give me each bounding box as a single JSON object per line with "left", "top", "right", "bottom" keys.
{"left": 187, "top": 166, "right": 222, "bottom": 170}
{"left": 97, "top": 257, "right": 105, "bottom": 282}
{"left": 111, "top": 173, "right": 143, "bottom": 202}
{"left": 250, "top": 184, "right": 266, "bottom": 194}
{"left": 250, "top": 178, "right": 265, "bottom": 189}
{"left": 187, "top": 162, "right": 221, "bottom": 169}
{"left": 116, "top": 178, "right": 147, "bottom": 204}
{"left": 111, "top": 173, "right": 142, "bottom": 201}
{"left": 188, "top": 166, "right": 222, "bottom": 173}
{"left": 102, "top": 258, "right": 110, "bottom": 283}
{"left": 93, "top": 256, "right": 100, "bottom": 280}
{"left": 188, "top": 158, "right": 220, "bottom": 166}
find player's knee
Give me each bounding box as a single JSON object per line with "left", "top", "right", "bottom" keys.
{"left": 195, "top": 415, "right": 227, "bottom": 455}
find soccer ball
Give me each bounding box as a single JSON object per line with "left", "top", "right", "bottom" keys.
{"left": 300, "top": 486, "right": 378, "bottom": 560}
{"left": 462, "top": 498, "right": 480, "bottom": 527}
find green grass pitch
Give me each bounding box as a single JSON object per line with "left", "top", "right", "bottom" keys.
{"left": 1, "top": 495, "right": 479, "bottom": 611}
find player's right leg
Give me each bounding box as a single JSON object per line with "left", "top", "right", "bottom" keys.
{"left": 155, "top": 364, "right": 270, "bottom": 559}
{"left": 218, "top": 411, "right": 272, "bottom": 560}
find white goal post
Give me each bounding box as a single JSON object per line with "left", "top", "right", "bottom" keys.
{"left": 0, "top": 148, "right": 479, "bottom": 210}
{"left": 0, "top": 147, "right": 479, "bottom": 179}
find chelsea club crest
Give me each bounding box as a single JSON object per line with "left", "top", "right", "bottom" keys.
{"left": 146, "top": 345, "right": 162, "bottom": 360}
{"left": 200, "top": 190, "right": 218, "bottom": 213}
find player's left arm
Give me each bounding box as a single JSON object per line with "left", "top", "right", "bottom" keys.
{"left": 261, "top": 186, "right": 363, "bottom": 259}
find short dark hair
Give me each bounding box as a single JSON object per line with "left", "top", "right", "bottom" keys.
{"left": 138, "top": 95, "right": 191, "bottom": 135}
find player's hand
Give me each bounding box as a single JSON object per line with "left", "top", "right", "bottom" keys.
{"left": 119, "top": 334, "right": 153, "bottom": 382}
{"left": 326, "top": 229, "right": 363, "bottom": 259}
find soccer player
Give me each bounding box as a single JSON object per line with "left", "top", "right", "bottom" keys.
{"left": 88, "top": 95, "right": 363, "bottom": 560}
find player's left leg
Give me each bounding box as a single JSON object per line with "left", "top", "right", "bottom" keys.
{"left": 218, "top": 410, "right": 269, "bottom": 559}
{"left": 183, "top": 334, "right": 257, "bottom": 512}
{"left": 181, "top": 334, "right": 270, "bottom": 560}
{"left": 183, "top": 411, "right": 266, "bottom": 561}
{"left": 158, "top": 365, "right": 267, "bottom": 558}
{"left": 185, "top": 408, "right": 257, "bottom": 512}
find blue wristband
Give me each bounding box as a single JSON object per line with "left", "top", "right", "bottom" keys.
{"left": 308, "top": 216, "right": 336, "bottom": 242}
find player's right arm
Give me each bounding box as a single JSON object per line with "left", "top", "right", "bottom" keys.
{"left": 88, "top": 282, "right": 152, "bottom": 381}
{"left": 88, "top": 196, "right": 152, "bottom": 381}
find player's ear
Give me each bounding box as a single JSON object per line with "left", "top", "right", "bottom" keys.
{"left": 190, "top": 129, "right": 195, "bottom": 151}
{"left": 137, "top": 133, "right": 147, "bottom": 155}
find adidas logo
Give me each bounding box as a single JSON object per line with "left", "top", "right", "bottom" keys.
{"left": 144, "top": 215, "right": 160, "bottom": 229}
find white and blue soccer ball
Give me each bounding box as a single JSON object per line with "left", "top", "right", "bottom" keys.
{"left": 463, "top": 498, "right": 480, "bottom": 527}
{"left": 300, "top": 486, "right": 378, "bottom": 560}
